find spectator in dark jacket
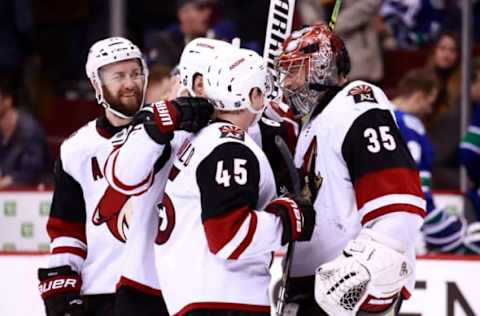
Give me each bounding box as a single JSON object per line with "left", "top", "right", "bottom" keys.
{"left": 425, "top": 32, "right": 462, "bottom": 190}
{"left": 0, "top": 75, "right": 50, "bottom": 189}
{"left": 145, "top": 0, "right": 236, "bottom": 69}
{"left": 0, "top": 0, "right": 33, "bottom": 76}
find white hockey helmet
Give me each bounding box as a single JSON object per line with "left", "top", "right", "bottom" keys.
{"left": 204, "top": 47, "right": 268, "bottom": 114}
{"left": 85, "top": 37, "right": 149, "bottom": 119}
{"left": 178, "top": 37, "right": 232, "bottom": 97}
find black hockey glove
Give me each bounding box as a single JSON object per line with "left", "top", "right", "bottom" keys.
{"left": 265, "top": 195, "right": 315, "bottom": 245}
{"left": 170, "top": 97, "right": 214, "bottom": 132}
{"left": 147, "top": 97, "right": 213, "bottom": 134}
{"left": 38, "top": 265, "right": 85, "bottom": 316}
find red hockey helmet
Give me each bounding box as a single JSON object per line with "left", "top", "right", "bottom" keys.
{"left": 276, "top": 23, "right": 350, "bottom": 115}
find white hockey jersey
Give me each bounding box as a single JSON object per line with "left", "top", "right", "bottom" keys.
{"left": 291, "top": 81, "right": 426, "bottom": 295}
{"left": 155, "top": 121, "right": 284, "bottom": 315}
{"left": 103, "top": 120, "right": 191, "bottom": 294}
{"left": 47, "top": 116, "right": 167, "bottom": 295}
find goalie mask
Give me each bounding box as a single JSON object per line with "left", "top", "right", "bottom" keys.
{"left": 86, "top": 37, "right": 149, "bottom": 119}
{"left": 178, "top": 38, "right": 232, "bottom": 97}
{"left": 276, "top": 23, "right": 350, "bottom": 116}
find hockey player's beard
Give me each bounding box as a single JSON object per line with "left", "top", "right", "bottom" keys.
{"left": 103, "top": 86, "right": 143, "bottom": 117}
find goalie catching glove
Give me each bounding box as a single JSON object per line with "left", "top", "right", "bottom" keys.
{"left": 314, "top": 229, "right": 412, "bottom": 316}
{"left": 265, "top": 195, "right": 315, "bottom": 245}
{"left": 38, "top": 265, "right": 85, "bottom": 316}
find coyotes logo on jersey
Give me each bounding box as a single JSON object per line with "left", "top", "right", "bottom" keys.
{"left": 219, "top": 125, "right": 245, "bottom": 141}
{"left": 92, "top": 186, "right": 132, "bottom": 242}
{"left": 301, "top": 136, "right": 323, "bottom": 202}
{"left": 155, "top": 193, "right": 175, "bottom": 245}
{"left": 348, "top": 84, "right": 378, "bottom": 104}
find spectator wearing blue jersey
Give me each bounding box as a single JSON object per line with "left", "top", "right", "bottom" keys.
{"left": 458, "top": 59, "right": 480, "bottom": 254}
{"left": 460, "top": 59, "right": 480, "bottom": 221}
{"left": 380, "top": 0, "right": 461, "bottom": 49}
{"left": 393, "top": 68, "right": 467, "bottom": 253}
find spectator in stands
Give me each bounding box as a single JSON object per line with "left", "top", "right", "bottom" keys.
{"left": 460, "top": 58, "right": 480, "bottom": 221}
{"left": 393, "top": 68, "right": 467, "bottom": 253}
{"left": 0, "top": 75, "right": 50, "bottom": 189}
{"left": 333, "top": 0, "right": 384, "bottom": 83}
{"left": 297, "top": 0, "right": 326, "bottom": 25}
{"left": 216, "top": 0, "right": 270, "bottom": 53}
{"left": 380, "top": 0, "right": 461, "bottom": 50}
{"left": 426, "top": 32, "right": 462, "bottom": 190}
{"left": 145, "top": 65, "right": 172, "bottom": 103}
{"left": 296, "top": 0, "right": 384, "bottom": 82}
{"left": 145, "top": 0, "right": 236, "bottom": 69}
{"left": 0, "top": 0, "right": 33, "bottom": 78}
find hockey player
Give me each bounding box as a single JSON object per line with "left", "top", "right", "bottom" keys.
{"left": 177, "top": 37, "right": 232, "bottom": 98}
{"left": 154, "top": 47, "right": 315, "bottom": 315}
{"left": 37, "top": 37, "right": 213, "bottom": 316}
{"left": 177, "top": 37, "right": 297, "bottom": 193}
{"left": 392, "top": 69, "right": 467, "bottom": 253}
{"left": 275, "top": 23, "right": 426, "bottom": 315}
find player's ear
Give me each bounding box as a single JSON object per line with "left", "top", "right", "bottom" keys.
{"left": 193, "top": 74, "right": 204, "bottom": 97}
{"left": 90, "top": 79, "right": 102, "bottom": 96}
{"left": 248, "top": 87, "right": 264, "bottom": 112}
{"left": 249, "top": 87, "right": 262, "bottom": 103}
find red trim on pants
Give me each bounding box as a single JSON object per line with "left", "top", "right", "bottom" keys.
{"left": 116, "top": 276, "right": 162, "bottom": 297}
{"left": 175, "top": 302, "right": 271, "bottom": 316}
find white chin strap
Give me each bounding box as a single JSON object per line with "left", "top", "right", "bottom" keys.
{"left": 246, "top": 102, "right": 265, "bottom": 126}
{"left": 100, "top": 99, "right": 133, "bottom": 119}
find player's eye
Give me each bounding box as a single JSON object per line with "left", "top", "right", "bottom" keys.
{"left": 131, "top": 71, "right": 144, "bottom": 80}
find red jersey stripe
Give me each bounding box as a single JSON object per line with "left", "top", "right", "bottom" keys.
{"left": 228, "top": 212, "right": 258, "bottom": 260}
{"left": 203, "top": 206, "right": 250, "bottom": 255}
{"left": 354, "top": 167, "right": 423, "bottom": 209}
{"left": 47, "top": 218, "right": 86, "bottom": 243}
{"left": 51, "top": 246, "right": 87, "bottom": 259}
{"left": 116, "top": 276, "right": 163, "bottom": 297}
{"left": 175, "top": 301, "right": 271, "bottom": 316}
{"left": 362, "top": 203, "right": 426, "bottom": 225}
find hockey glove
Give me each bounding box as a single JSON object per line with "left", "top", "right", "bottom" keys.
{"left": 149, "top": 97, "right": 213, "bottom": 134}
{"left": 314, "top": 229, "right": 411, "bottom": 316}
{"left": 265, "top": 196, "right": 315, "bottom": 245}
{"left": 38, "top": 265, "right": 85, "bottom": 316}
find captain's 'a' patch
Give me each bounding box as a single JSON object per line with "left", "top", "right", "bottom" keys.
{"left": 219, "top": 125, "right": 245, "bottom": 141}
{"left": 348, "top": 84, "right": 378, "bottom": 104}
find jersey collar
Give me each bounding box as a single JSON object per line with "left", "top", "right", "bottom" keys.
{"left": 95, "top": 115, "right": 127, "bottom": 139}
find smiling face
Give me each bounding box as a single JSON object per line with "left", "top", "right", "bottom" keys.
{"left": 99, "top": 59, "right": 145, "bottom": 116}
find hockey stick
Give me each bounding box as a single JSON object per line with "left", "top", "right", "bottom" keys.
{"left": 329, "top": 0, "right": 343, "bottom": 30}
{"left": 274, "top": 135, "right": 301, "bottom": 316}
{"left": 263, "top": 0, "right": 297, "bottom": 101}
{"left": 274, "top": 2, "right": 343, "bottom": 314}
